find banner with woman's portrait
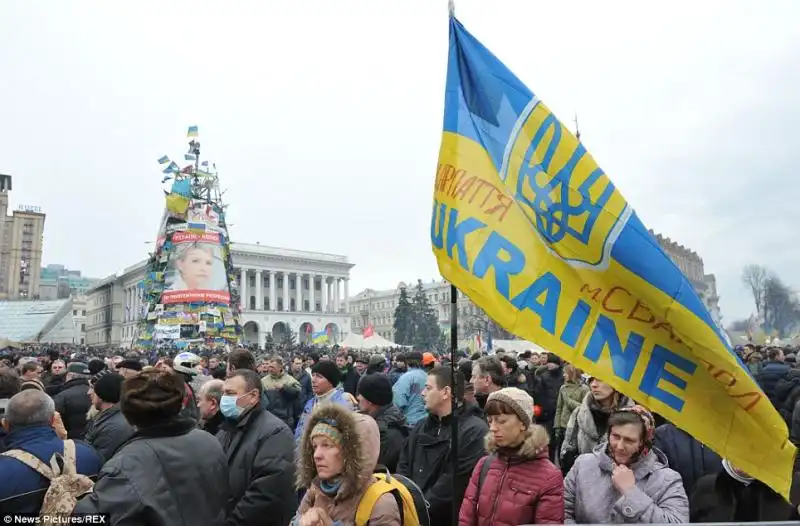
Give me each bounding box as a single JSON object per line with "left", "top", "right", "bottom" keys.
{"left": 161, "top": 231, "right": 231, "bottom": 305}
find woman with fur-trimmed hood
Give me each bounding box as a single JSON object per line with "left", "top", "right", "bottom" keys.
{"left": 293, "top": 403, "right": 401, "bottom": 526}
{"left": 459, "top": 388, "right": 565, "bottom": 526}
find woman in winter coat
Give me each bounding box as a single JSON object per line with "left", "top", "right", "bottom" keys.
{"left": 564, "top": 406, "right": 689, "bottom": 524}
{"left": 560, "top": 378, "right": 633, "bottom": 473}
{"left": 553, "top": 366, "right": 588, "bottom": 454}
{"left": 293, "top": 403, "right": 401, "bottom": 526}
{"left": 459, "top": 387, "right": 564, "bottom": 526}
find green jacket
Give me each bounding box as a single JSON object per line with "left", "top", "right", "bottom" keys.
{"left": 554, "top": 380, "right": 589, "bottom": 429}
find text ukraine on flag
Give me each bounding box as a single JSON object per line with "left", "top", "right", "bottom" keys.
{"left": 432, "top": 17, "right": 795, "bottom": 496}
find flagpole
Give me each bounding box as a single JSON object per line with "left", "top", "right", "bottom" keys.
{"left": 449, "top": 283, "right": 459, "bottom": 524}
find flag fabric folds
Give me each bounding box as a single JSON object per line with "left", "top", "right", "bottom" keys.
{"left": 187, "top": 125, "right": 199, "bottom": 138}
{"left": 431, "top": 16, "right": 795, "bottom": 496}
{"left": 312, "top": 330, "right": 328, "bottom": 344}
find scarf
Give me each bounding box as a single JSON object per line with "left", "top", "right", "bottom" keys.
{"left": 319, "top": 478, "right": 343, "bottom": 497}
{"left": 723, "top": 459, "right": 754, "bottom": 486}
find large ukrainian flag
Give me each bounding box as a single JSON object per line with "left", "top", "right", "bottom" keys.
{"left": 431, "top": 15, "right": 795, "bottom": 496}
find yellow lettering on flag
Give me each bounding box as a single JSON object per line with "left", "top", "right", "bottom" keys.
{"left": 432, "top": 16, "right": 795, "bottom": 496}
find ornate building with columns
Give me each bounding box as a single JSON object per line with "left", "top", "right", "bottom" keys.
{"left": 86, "top": 243, "right": 353, "bottom": 349}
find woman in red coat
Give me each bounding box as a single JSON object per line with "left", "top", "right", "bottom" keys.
{"left": 459, "top": 387, "right": 565, "bottom": 526}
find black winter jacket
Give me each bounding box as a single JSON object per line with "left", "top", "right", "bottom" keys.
{"left": 653, "top": 423, "right": 721, "bottom": 496}
{"left": 84, "top": 405, "right": 135, "bottom": 462}
{"left": 534, "top": 366, "right": 564, "bottom": 423}
{"left": 774, "top": 368, "right": 800, "bottom": 424}
{"left": 756, "top": 361, "right": 790, "bottom": 406}
{"left": 74, "top": 416, "right": 229, "bottom": 525}
{"left": 52, "top": 377, "right": 91, "bottom": 439}
{"left": 397, "top": 403, "right": 488, "bottom": 526}
{"left": 370, "top": 404, "right": 408, "bottom": 472}
{"left": 217, "top": 404, "right": 297, "bottom": 526}
{"left": 690, "top": 469, "right": 799, "bottom": 522}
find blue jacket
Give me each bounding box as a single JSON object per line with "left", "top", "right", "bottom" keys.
{"left": 0, "top": 425, "right": 103, "bottom": 514}
{"left": 392, "top": 368, "right": 428, "bottom": 426}
{"left": 294, "top": 388, "right": 352, "bottom": 443}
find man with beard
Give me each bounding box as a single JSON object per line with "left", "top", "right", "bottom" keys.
{"left": 388, "top": 353, "right": 407, "bottom": 385}
{"left": 85, "top": 372, "right": 135, "bottom": 462}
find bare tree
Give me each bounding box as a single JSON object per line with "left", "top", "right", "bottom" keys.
{"left": 742, "top": 264, "right": 768, "bottom": 315}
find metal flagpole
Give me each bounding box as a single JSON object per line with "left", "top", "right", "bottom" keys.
{"left": 450, "top": 284, "right": 459, "bottom": 524}
{"left": 447, "top": 2, "right": 459, "bottom": 521}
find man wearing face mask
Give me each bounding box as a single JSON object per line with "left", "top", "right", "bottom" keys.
{"left": 217, "top": 369, "right": 296, "bottom": 526}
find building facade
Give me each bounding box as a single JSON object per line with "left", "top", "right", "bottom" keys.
{"left": 349, "top": 280, "right": 482, "bottom": 342}
{"left": 0, "top": 175, "right": 46, "bottom": 300}
{"left": 350, "top": 231, "right": 725, "bottom": 343}
{"left": 86, "top": 243, "right": 354, "bottom": 349}
{"left": 39, "top": 264, "right": 99, "bottom": 300}
{"left": 651, "top": 231, "right": 723, "bottom": 327}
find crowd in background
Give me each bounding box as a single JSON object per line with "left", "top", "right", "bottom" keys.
{"left": 0, "top": 341, "right": 799, "bottom": 524}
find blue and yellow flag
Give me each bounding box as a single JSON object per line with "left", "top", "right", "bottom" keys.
{"left": 312, "top": 330, "right": 328, "bottom": 344}
{"left": 432, "top": 16, "right": 795, "bottom": 496}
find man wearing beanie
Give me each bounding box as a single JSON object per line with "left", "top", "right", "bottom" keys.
{"left": 85, "top": 373, "right": 135, "bottom": 462}
{"left": 294, "top": 360, "right": 354, "bottom": 444}
{"left": 357, "top": 373, "right": 407, "bottom": 471}
{"left": 75, "top": 370, "right": 230, "bottom": 524}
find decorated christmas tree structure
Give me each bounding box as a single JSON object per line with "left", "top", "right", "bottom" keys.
{"left": 136, "top": 126, "right": 242, "bottom": 351}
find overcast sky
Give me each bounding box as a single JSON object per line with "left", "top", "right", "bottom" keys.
{"left": 1, "top": 0, "right": 798, "bottom": 323}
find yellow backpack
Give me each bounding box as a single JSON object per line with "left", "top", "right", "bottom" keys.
{"left": 355, "top": 471, "right": 430, "bottom": 526}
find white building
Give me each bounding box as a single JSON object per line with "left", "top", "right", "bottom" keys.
{"left": 348, "top": 280, "right": 483, "bottom": 341}
{"left": 86, "top": 243, "right": 354, "bottom": 349}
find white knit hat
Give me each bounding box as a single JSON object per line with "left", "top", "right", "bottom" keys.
{"left": 487, "top": 387, "right": 534, "bottom": 428}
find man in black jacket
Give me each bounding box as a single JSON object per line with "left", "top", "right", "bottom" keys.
{"left": 757, "top": 347, "right": 791, "bottom": 406}
{"left": 357, "top": 373, "right": 407, "bottom": 471}
{"left": 654, "top": 422, "right": 721, "bottom": 496}
{"left": 217, "top": 369, "right": 296, "bottom": 526}
{"left": 198, "top": 379, "right": 225, "bottom": 436}
{"left": 52, "top": 362, "right": 92, "bottom": 439}
{"left": 398, "top": 367, "right": 488, "bottom": 526}
{"left": 75, "top": 370, "right": 229, "bottom": 524}
{"left": 534, "top": 353, "right": 564, "bottom": 459}
{"left": 85, "top": 372, "right": 135, "bottom": 462}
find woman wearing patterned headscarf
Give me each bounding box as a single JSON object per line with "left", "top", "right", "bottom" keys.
{"left": 564, "top": 405, "right": 690, "bottom": 524}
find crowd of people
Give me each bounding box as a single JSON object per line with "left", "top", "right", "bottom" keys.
{"left": 0, "top": 342, "right": 799, "bottom": 524}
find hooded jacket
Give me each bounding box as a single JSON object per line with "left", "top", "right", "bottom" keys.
{"left": 534, "top": 365, "right": 564, "bottom": 423}
{"left": 294, "top": 403, "right": 401, "bottom": 525}
{"left": 397, "top": 403, "right": 489, "bottom": 526}
{"left": 561, "top": 391, "right": 634, "bottom": 460}
{"left": 756, "top": 360, "right": 790, "bottom": 405}
{"left": 459, "top": 426, "right": 564, "bottom": 526}
{"left": 564, "top": 444, "right": 689, "bottom": 524}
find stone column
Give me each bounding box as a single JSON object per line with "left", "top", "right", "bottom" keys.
{"left": 296, "top": 273, "right": 303, "bottom": 312}
{"left": 321, "top": 275, "right": 328, "bottom": 313}
{"left": 309, "top": 275, "right": 316, "bottom": 312}
{"left": 344, "top": 278, "right": 350, "bottom": 313}
{"left": 240, "top": 268, "right": 248, "bottom": 311}
{"left": 269, "top": 271, "right": 276, "bottom": 311}
{"left": 255, "top": 270, "right": 263, "bottom": 310}
{"left": 283, "top": 271, "right": 290, "bottom": 312}
{"left": 334, "top": 278, "right": 340, "bottom": 313}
